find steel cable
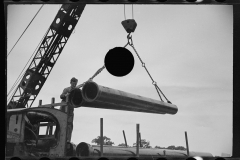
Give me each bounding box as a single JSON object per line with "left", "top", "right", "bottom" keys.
{"left": 7, "top": 4, "right": 44, "bottom": 57}
{"left": 127, "top": 35, "right": 171, "bottom": 103}
{"left": 7, "top": 27, "right": 50, "bottom": 103}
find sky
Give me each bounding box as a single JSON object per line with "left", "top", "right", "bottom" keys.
{"left": 7, "top": 4, "right": 233, "bottom": 157}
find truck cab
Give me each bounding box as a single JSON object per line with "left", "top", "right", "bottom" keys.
{"left": 6, "top": 106, "right": 73, "bottom": 157}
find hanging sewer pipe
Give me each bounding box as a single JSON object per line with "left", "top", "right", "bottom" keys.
{"left": 68, "top": 81, "right": 178, "bottom": 115}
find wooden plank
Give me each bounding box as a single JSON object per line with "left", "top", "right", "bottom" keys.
{"left": 39, "top": 102, "right": 67, "bottom": 108}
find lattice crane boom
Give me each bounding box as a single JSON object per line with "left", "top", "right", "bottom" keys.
{"left": 8, "top": 4, "right": 86, "bottom": 109}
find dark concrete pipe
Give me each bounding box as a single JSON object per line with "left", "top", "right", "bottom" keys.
{"left": 69, "top": 89, "right": 166, "bottom": 114}
{"left": 71, "top": 81, "right": 177, "bottom": 115}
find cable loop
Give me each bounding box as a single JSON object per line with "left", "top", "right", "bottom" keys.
{"left": 129, "top": 38, "right": 133, "bottom": 46}
{"left": 127, "top": 33, "right": 131, "bottom": 39}
{"left": 124, "top": 34, "right": 172, "bottom": 104}
{"left": 127, "top": 33, "right": 133, "bottom": 46}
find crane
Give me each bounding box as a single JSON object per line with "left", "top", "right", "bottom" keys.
{"left": 7, "top": 4, "right": 86, "bottom": 109}
{"left": 6, "top": 5, "right": 215, "bottom": 158}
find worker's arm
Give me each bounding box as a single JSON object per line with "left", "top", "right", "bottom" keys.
{"left": 60, "top": 88, "right": 69, "bottom": 100}
{"left": 76, "top": 83, "right": 84, "bottom": 89}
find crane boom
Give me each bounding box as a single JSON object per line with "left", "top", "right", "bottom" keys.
{"left": 8, "top": 4, "right": 86, "bottom": 109}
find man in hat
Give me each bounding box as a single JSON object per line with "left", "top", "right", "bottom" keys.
{"left": 60, "top": 77, "right": 83, "bottom": 142}
{"left": 60, "top": 77, "right": 79, "bottom": 104}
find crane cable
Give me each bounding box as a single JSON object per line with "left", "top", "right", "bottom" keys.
{"left": 7, "top": 27, "right": 50, "bottom": 103}
{"left": 76, "top": 34, "right": 138, "bottom": 89}
{"left": 7, "top": 4, "right": 45, "bottom": 102}
{"left": 7, "top": 5, "right": 46, "bottom": 100}
{"left": 124, "top": 4, "right": 126, "bottom": 20}
{"left": 125, "top": 33, "right": 171, "bottom": 104}
{"left": 132, "top": 4, "right": 134, "bottom": 19}
{"left": 124, "top": 4, "right": 134, "bottom": 20}
{"left": 7, "top": 4, "right": 44, "bottom": 57}
{"left": 122, "top": 5, "right": 170, "bottom": 103}
{"left": 77, "top": 4, "right": 136, "bottom": 87}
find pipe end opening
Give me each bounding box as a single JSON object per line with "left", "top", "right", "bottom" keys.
{"left": 69, "top": 88, "right": 83, "bottom": 107}
{"left": 82, "top": 82, "right": 98, "bottom": 101}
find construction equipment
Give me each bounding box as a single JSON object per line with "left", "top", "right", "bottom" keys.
{"left": 7, "top": 4, "right": 86, "bottom": 109}
{"left": 6, "top": 4, "right": 213, "bottom": 159}
{"left": 6, "top": 103, "right": 75, "bottom": 157}
{"left": 6, "top": 100, "right": 213, "bottom": 158}
{"left": 6, "top": 83, "right": 211, "bottom": 158}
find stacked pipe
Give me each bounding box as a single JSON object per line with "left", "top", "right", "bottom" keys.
{"left": 68, "top": 81, "right": 178, "bottom": 115}
{"left": 76, "top": 142, "right": 213, "bottom": 157}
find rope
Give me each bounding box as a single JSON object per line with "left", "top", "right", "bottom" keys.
{"left": 89, "top": 65, "right": 105, "bottom": 80}
{"left": 7, "top": 4, "right": 44, "bottom": 57}
{"left": 77, "top": 65, "right": 105, "bottom": 89}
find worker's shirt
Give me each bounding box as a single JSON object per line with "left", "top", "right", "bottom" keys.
{"left": 60, "top": 83, "right": 83, "bottom": 101}
{"left": 60, "top": 86, "right": 75, "bottom": 102}
{"left": 60, "top": 86, "right": 76, "bottom": 112}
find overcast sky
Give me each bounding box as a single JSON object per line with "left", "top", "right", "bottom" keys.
{"left": 7, "top": 4, "right": 233, "bottom": 156}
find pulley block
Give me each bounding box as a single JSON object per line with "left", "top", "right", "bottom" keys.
{"left": 121, "top": 19, "right": 137, "bottom": 33}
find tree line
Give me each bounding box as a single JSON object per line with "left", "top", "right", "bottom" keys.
{"left": 91, "top": 136, "right": 187, "bottom": 151}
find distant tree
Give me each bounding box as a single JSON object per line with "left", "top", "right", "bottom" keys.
{"left": 155, "top": 146, "right": 165, "bottom": 149}
{"left": 118, "top": 143, "right": 129, "bottom": 147}
{"left": 155, "top": 145, "right": 186, "bottom": 150}
{"left": 91, "top": 136, "right": 114, "bottom": 146}
{"left": 167, "top": 145, "right": 176, "bottom": 150}
{"left": 175, "top": 146, "right": 186, "bottom": 151}
{"left": 133, "top": 139, "right": 152, "bottom": 148}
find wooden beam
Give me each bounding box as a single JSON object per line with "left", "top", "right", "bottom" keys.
{"left": 185, "top": 131, "right": 189, "bottom": 157}
{"left": 123, "top": 130, "right": 128, "bottom": 147}
{"left": 100, "top": 118, "right": 103, "bottom": 157}
{"left": 51, "top": 97, "right": 55, "bottom": 109}
{"left": 38, "top": 100, "right": 42, "bottom": 107}
{"left": 139, "top": 132, "right": 142, "bottom": 147}
{"left": 136, "top": 124, "right": 139, "bottom": 157}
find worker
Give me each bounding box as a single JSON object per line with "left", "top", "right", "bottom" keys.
{"left": 60, "top": 77, "right": 83, "bottom": 142}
